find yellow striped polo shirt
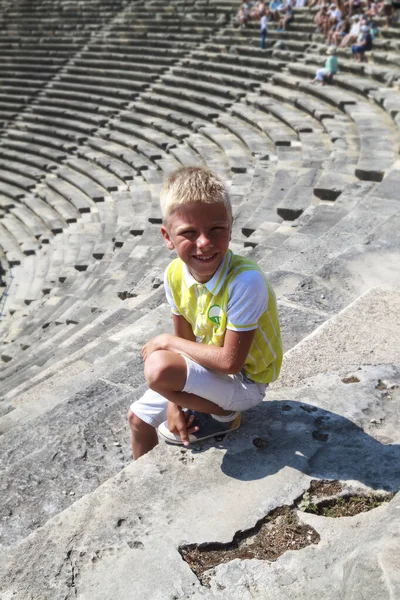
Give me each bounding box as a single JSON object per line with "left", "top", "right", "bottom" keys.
{"left": 164, "top": 250, "right": 282, "bottom": 384}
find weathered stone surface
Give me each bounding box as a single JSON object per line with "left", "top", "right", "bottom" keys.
{"left": 0, "top": 378, "right": 143, "bottom": 547}
{"left": 277, "top": 300, "right": 328, "bottom": 350}
{"left": 313, "top": 171, "right": 356, "bottom": 201}
{"left": 278, "top": 288, "right": 400, "bottom": 388}
{"left": 0, "top": 364, "right": 399, "bottom": 599}
{"left": 277, "top": 186, "right": 312, "bottom": 220}
{"left": 295, "top": 204, "right": 349, "bottom": 237}
{"left": 373, "top": 167, "right": 400, "bottom": 200}
{"left": 209, "top": 490, "right": 400, "bottom": 600}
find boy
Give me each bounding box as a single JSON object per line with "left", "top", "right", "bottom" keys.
{"left": 127, "top": 167, "right": 282, "bottom": 460}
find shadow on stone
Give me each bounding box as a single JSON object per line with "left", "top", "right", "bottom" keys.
{"left": 219, "top": 400, "right": 400, "bottom": 492}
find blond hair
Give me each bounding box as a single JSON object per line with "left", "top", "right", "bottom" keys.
{"left": 160, "top": 166, "right": 232, "bottom": 223}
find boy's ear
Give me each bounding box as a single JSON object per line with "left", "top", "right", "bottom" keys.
{"left": 160, "top": 225, "right": 175, "bottom": 250}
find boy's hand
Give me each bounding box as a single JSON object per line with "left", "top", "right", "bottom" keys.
{"left": 142, "top": 334, "right": 171, "bottom": 361}
{"left": 167, "top": 403, "right": 198, "bottom": 447}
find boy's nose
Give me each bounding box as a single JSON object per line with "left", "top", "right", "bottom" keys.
{"left": 197, "top": 233, "right": 212, "bottom": 248}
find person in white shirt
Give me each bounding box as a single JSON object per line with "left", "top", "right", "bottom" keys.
{"left": 340, "top": 14, "right": 361, "bottom": 46}
{"left": 260, "top": 11, "right": 268, "bottom": 48}
{"left": 323, "top": 2, "right": 342, "bottom": 33}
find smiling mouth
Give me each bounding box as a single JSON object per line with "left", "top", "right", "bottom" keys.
{"left": 192, "top": 254, "right": 216, "bottom": 261}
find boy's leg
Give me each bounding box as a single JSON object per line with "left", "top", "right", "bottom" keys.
{"left": 128, "top": 387, "right": 171, "bottom": 460}
{"left": 128, "top": 351, "right": 235, "bottom": 459}
{"left": 128, "top": 388, "right": 200, "bottom": 458}
{"left": 145, "top": 350, "right": 266, "bottom": 446}
{"left": 128, "top": 409, "right": 158, "bottom": 460}
{"left": 144, "top": 350, "right": 233, "bottom": 416}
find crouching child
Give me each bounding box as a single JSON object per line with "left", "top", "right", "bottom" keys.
{"left": 128, "top": 167, "right": 282, "bottom": 460}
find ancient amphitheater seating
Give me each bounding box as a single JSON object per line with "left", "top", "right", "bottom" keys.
{"left": 0, "top": 0, "right": 400, "bottom": 596}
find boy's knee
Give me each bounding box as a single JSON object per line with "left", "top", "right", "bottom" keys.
{"left": 127, "top": 409, "right": 146, "bottom": 433}
{"left": 144, "top": 350, "right": 168, "bottom": 389}
{"left": 143, "top": 350, "right": 186, "bottom": 392}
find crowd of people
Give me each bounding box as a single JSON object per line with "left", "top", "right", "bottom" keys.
{"left": 237, "top": 0, "right": 301, "bottom": 34}
{"left": 237, "top": 0, "right": 400, "bottom": 48}
{"left": 236, "top": 0, "right": 398, "bottom": 74}
{"left": 313, "top": 0, "right": 396, "bottom": 31}
{"left": 312, "top": 0, "right": 384, "bottom": 65}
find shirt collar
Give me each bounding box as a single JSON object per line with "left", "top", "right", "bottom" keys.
{"left": 182, "top": 250, "right": 232, "bottom": 295}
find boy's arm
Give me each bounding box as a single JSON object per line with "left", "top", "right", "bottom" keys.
{"left": 173, "top": 314, "right": 196, "bottom": 342}
{"left": 142, "top": 328, "right": 256, "bottom": 375}
{"left": 147, "top": 267, "right": 264, "bottom": 374}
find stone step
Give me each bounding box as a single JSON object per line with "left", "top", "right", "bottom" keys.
{"left": 49, "top": 79, "right": 139, "bottom": 102}
{"left": 246, "top": 93, "right": 322, "bottom": 134}
{"left": 65, "top": 157, "right": 126, "bottom": 192}
{"left": 103, "top": 126, "right": 162, "bottom": 161}
{"left": 117, "top": 108, "right": 190, "bottom": 141}
{"left": 9, "top": 204, "right": 53, "bottom": 243}
{"left": 198, "top": 124, "right": 253, "bottom": 173}
{"left": 4, "top": 127, "right": 78, "bottom": 154}
{"left": 161, "top": 72, "right": 245, "bottom": 100}
{"left": 110, "top": 117, "right": 174, "bottom": 151}
{"left": 66, "top": 63, "right": 158, "bottom": 83}
{"left": 27, "top": 104, "right": 109, "bottom": 127}
{"left": 183, "top": 131, "right": 231, "bottom": 179}
{"left": 17, "top": 111, "right": 100, "bottom": 136}
{"left": 181, "top": 56, "right": 267, "bottom": 83}
{"left": 216, "top": 113, "right": 275, "bottom": 157}
{"left": 344, "top": 104, "right": 400, "bottom": 182}
{"left": 150, "top": 83, "right": 231, "bottom": 112}
{"left": 0, "top": 290, "right": 168, "bottom": 400}
{"left": 0, "top": 221, "right": 25, "bottom": 266}
{"left": 0, "top": 145, "right": 61, "bottom": 173}
{"left": 0, "top": 291, "right": 398, "bottom": 596}
{"left": 0, "top": 167, "right": 37, "bottom": 195}
{"left": 242, "top": 178, "right": 379, "bottom": 278}
{"left": 231, "top": 102, "right": 297, "bottom": 146}
{"left": 35, "top": 184, "right": 81, "bottom": 224}
{"left": 43, "top": 87, "right": 131, "bottom": 110}
{"left": 87, "top": 135, "right": 155, "bottom": 172}
{"left": 76, "top": 146, "right": 136, "bottom": 183}
{"left": 1, "top": 213, "right": 39, "bottom": 255}
{"left": 271, "top": 188, "right": 399, "bottom": 278}
{"left": 44, "top": 174, "right": 97, "bottom": 214}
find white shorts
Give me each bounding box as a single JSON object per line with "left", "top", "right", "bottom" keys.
{"left": 130, "top": 356, "right": 267, "bottom": 428}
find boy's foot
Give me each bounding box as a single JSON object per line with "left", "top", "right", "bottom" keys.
{"left": 158, "top": 411, "right": 241, "bottom": 445}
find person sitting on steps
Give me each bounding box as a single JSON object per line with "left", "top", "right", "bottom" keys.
{"left": 268, "top": 0, "right": 283, "bottom": 21}
{"left": 340, "top": 14, "right": 361, "bottom": 47}
{"left": 351, "top": 23, "right": 373, "bottom": 60}
{"left": 328, "top": 18, "right": 350, "bottom": 46}
{"left": 127, "top": 167, "right": 283, "bottom": 460}
{"left": 312, "top": 45, "right": 339, "bottom": 84}
{"left": 276, "top": 1, "right": 294, "bottom": 30}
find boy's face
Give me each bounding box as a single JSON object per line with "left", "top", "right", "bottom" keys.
{"left": 161, "top": 202, "right": 232, "bottom": 283}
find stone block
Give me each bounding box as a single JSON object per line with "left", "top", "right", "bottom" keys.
{"left": 277, "top": 186, "right": 313, "bottom": 221}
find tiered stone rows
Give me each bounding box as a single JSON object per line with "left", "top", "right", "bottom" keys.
{"left": 0, "top": 0, "right": 400, "bottom": 596}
